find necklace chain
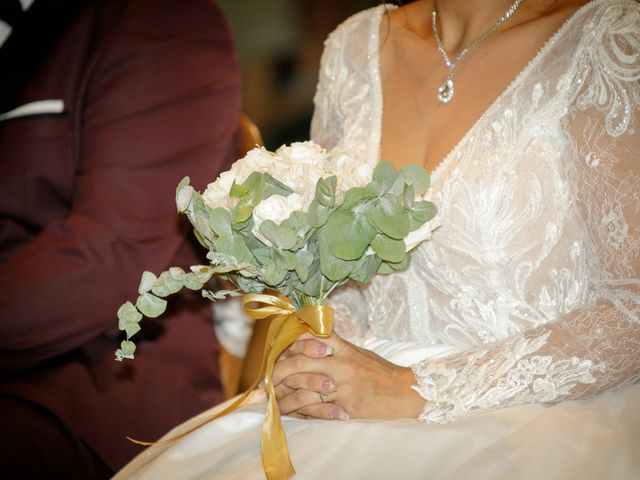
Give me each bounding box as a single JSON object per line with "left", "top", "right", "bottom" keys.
{"left": 432, "top": 0, "right": 524, "bottom": 103}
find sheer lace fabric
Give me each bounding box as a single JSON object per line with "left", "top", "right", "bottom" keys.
{"left": 311, "top": 0, "right": 640, "bottom": 422}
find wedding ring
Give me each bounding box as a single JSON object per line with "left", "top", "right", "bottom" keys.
{"left": 318, "top": 392, "right": 325, "bottom": 403}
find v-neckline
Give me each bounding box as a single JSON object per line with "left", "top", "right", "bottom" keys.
{"left": 371, "top": 0, "right": 598, "bottom": 185}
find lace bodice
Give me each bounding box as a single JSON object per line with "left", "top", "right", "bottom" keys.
{"left": 311, "top": 0, "right": 640, "bottom": 422}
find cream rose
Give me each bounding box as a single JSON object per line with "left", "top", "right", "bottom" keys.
{"left": 202, "top": 169, "right": 237, "bottom": 210}
{"left": 252, "top": 193, "right": 304, "bottom": 246}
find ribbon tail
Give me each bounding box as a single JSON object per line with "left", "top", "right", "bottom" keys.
{"left": 126, "top": 303, "right": 293, "bottom": 448}
{"left": 261, "top": 315, "right": 312, "bottom": 480}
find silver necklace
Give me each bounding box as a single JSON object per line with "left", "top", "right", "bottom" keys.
{"left": 432, "top": 0, "right": 524, "bottom": 104}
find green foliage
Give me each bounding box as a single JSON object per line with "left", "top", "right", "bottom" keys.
{"left": 315, "top": 176, "right": 337, "bottom": 208}
{"left": 371, "top": 234, "right": 406, "bottom": 263}
{"left": 258, "top": 220, "right": 298, "bottom": 250}
{"left": 117, "top": 302, "right": 142, "bottom": 339}
{"left": 367, "top": 195, "right": 410, "bottom": 239}
{"left": 116, "top": 156, "right": 435, "bottom": 362}
{"left": 325, "top": 209, "right": 375, "bottom": 260}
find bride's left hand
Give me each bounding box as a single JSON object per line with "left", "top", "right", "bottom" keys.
{"left": 272, "top": 332, "right": 425, "bottom": 420}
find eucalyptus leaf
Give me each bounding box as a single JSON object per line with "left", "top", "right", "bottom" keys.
{"left": 377, "top": 262, "right": 395, "bottom": 275}
{"left": 151, "top": 271, "right": 183, "bottom": 297}
{"left": 349, "top": 254, "right": 382, "bottom": 283}
{"left": 231, "top": 202, "right": 254, "bottom": 224}
{"left": 274, "top": 249, "right": 297, "bottom": 271}
{"left": 262, "top": 261, "right": 288, "bottom": 286}
{"left": 378, "top": 255, "right": 411, "bottom": 275}
{"left": 229, "top": 182, "right": 249, "bottom": 199}
{"left": 117, "top": 301, "right": 142, "bottom": 339}
{"left": 411, "top": 200, "right": 438, "bottom": 224}
{"left": 319, "top": 231, "right": 356, "bottom": 281}
{"left": 136, "top": 292, "right": 167, "bottom": 318}
{"left": 387, "top": 170, "right": 406, "bottom": 197}
{"left": 138, "top": 271, "right": 157, "bottom": 294}
{"left": 176, "top": 184, "right": 194, "bottom": 213}
{"left": 242, "top": 172, "right": 267, "bottom": 206}
{"left": 183, "top": 272, "right": 205, "bottom": 290}
{"left": 115, "top": 340, "right": 136, "bottom": 361}
{"left": 251, "top": 246, "right": 273, "bottom": 266}
{"left": 192, "top": 228, "right": 210, "bottom": 249}
{"left": 236, "top": 276, "right": 266, "bottom": 293}
{"left": 264, "top": 173, "right": 294, "bottom": 198}
{"left": 201, "top": 289, "right": 241, "bottom": 302}
{"left": 308, "top": 199, "right": 332, "bottom": 228}
{"left": 389, "top": 255, "right": 411, "bottom": 271}
{"left": 207, "top": 251, "right": 238, "bottom": 269}
{"left": 315, "top": 176, "right": 337, "bottom": 208}
{"left": 367, "top": 195, "right": 410, "bottom": 239}
{"left": 232, "top": 215, "right": 254, "bottom": 233}
{"left": 169, "top": 267, "right": 186, "bottom": 280}
{"left": 403, "top": 184, "right": 415, "bottom": 210}
{"left": 325, "top": 209, "right": 376, "bottom": 260}
{"left": 294, "top": 249, "right": 314, "bottom": 282}
{"left": 371, "top": 160, "right": 396, "bottom": 195}
{"left": 259, "top": 220, "right": 298, "bottom": 250}
{"left": 281, "top": 211, "right": 309, "bottom": 235}
{"left": 190, "top": 266, "right": 214, "bottom": 284}
{"left": 176, "top": 176, "right": 191, "bottom": 191}
{"left": 214, "top": 234, "right": 249, "bottom": 263}
{"left": 192, "top": 196, "right": 214, "bottom": 241}
{"left": 302, "top": 261, "right": 323, "bottom": 297}
{"left": 400, "top": 164, "right": 430, "bottom": 194}
{"left": 341, "top": 187, "right": 372, "bottom": 210}
{"left": 371, "top": 234, "right": 407, "bottom": 263}
{"left": 209, "top": 207, "right": 233, "bottom": 237}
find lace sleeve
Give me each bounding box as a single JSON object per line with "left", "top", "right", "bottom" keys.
{"left": 412, "top": 10, "right": 640, "bottom": 423}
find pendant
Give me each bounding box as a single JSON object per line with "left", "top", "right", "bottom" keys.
{"left": 437, "top": 77, "right": 454, "bottom": 104}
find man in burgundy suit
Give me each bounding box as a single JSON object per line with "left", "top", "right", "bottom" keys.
{"left": 0, "top": 0, "right": 241, "bottom": 477}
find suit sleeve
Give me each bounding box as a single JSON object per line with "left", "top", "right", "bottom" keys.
{"left": 0, "top": 0, "right": 241, "bottom": 376}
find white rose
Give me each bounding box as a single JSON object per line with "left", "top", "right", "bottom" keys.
{"left": 234, "top": 147, "right": 276, "bottom": 183}
{"left": 203, "top": 170, "right": 237, "bottom": 210}
{"left": 276, "top": 141, "right": 327, "bottom": 167}
{"left": 252, "top": 193, "right": 304, "bottom": 245}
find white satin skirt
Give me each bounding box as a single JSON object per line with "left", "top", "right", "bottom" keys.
{"left": 114, "top": 340, "right": 640, "bottom": 480}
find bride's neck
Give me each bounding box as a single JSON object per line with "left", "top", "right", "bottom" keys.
{"left": 432, "top": 0, "right": 551, "bottom": 53}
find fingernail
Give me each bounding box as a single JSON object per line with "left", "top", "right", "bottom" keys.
{"left": 330, "top": 407, "right": 349, "bottom": 421}
{"left": 321, "top": 379, "right": 334, "bottom": 393}
{"left": 317, "top": 343, "right": 333, "bottom": 356}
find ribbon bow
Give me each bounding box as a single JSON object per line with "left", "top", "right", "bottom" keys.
{"left": 129, "top": 293, "right": 334, "bottom": 480}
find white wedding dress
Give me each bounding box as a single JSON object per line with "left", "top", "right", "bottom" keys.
{"left": 115, "top": 1, "right": 640, "bottom": 478}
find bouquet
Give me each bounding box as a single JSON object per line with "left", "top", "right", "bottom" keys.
{"left": 115, "top": 141, "right": 437, "bottom": 479}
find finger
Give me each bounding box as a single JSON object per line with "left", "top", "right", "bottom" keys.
{"left": 278, "top": 388, "right": 332, "bottom": 416}
{"left": 283, "top": 373, "right": 335, "bottom": 394}
{"left": 272, "top": 354, "right": 330, "bottom": 386}
{"left": 286, "top": 339, "right": 334, "bottom": 358}
{"left": 274, "top": 382, "right": 295, "bottom": 400}
{"left": 295, "top": 403, "right": 350, "bottom": 421}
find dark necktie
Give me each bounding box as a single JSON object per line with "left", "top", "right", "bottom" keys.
{"left": 0, "top": 0, "right": 25, "bottom": 26}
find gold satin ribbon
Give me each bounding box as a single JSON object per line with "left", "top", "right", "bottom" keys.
{"left": 128, "top": 293, "right": 334, "bottom": 480}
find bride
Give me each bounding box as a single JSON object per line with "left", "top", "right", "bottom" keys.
{"left": 116, "top": 0, "right": 640, "bottom": 478}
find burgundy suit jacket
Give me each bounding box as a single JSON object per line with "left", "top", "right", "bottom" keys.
{"left": 0, "top": 0, "right": 241, "bottom": 470}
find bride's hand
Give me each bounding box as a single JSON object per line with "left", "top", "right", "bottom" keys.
{"left": 272, "top": 332, "right": 425, "bottom": 420}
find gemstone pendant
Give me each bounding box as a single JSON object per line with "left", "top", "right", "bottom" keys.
{"left": 437, "top": 77, "right": 454, "bottom": 104}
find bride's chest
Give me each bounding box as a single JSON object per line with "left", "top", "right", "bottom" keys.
{"left": 365, "top": 110, "right": 594, "bottom": 345}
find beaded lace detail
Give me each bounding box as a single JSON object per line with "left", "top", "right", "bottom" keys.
{"left": 311, "top": 0, "right": 640, "bottom": 423}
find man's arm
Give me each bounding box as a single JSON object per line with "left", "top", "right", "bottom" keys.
{"left": 0, "top": 0, "right": 241, "bottom": 376}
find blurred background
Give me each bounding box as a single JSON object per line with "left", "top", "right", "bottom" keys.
{"left": 218, "top": 0, "right": 380, "bottom": 150}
